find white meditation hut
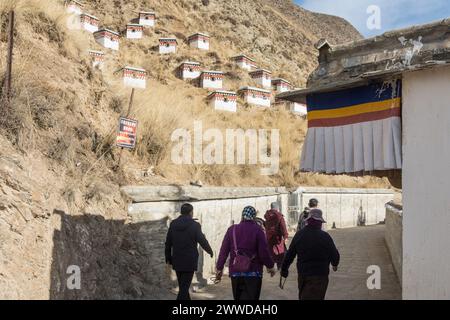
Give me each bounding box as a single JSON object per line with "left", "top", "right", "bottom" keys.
{"left": 139, "top": 11, "right": 156, "bottom": 27}
{"left": 94, "top": 29, "right": 120, "bottom": 51}
{"left": 188, "top": 33, "right": 210, "bottom": 50}
{"left": 232, "top": 55, "right": 257, "bottom": 71}
{"left": 123, "top": 67, "right": 147, "bottom": 89}
{"left": 200, "top": 71, "right": 224, "bottom": 89}
{"left": 66, "top": 0, "right": 83, "bottom": 15}
{"left": 178, "top": 62, "right": 201, "bottom": 80}
{"left": 238, "top": 86, "right": 271, "bottom": 108}
{"left": 208, "top": 91, "right": 237, "bottom": 113}
{"left": 126, "top": 24, "right": 144, "bottom": 39}
{"left": 159, "top": 38, "right": 177, "bottom": 54}
{"left": 89, "top": 50, "right": 105, "bottom": 69}
{"left": 272, "top": 78, "right": 292, "bottom": 93}
{"left": 80, "top": 13, "right": 99, "bottom": 33}
{"left": 249, "top": 69, "right": 272, "bottom": 89}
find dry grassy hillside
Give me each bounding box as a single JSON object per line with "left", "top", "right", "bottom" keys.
{"left": 0, "top": 0, "right": 392, "bottom": 299}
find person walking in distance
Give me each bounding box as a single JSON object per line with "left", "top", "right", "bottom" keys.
{"left": 264, "top": 202, "right": 289, "bottom": 270}
{"left": 165, "top": 203, "right": 214, "bottom": 300}
{"left": 281, "top": 209, "right": 340, "bottom": 300}
{"left": 298, "top": 198, "right": 319, "bottom": 231}
{"left": 215, "top": 206, "right": 277, "bottom": 300}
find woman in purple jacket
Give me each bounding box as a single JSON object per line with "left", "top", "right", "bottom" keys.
{"left": 215, "top": 206, "right": 276, "bottom": 300}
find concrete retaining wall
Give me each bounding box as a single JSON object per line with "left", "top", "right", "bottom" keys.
{"left": 124, "top": 187, "right": 289, "bottom": 280}
{"left": 290, "top": 187, "right": 394, "bottom": 230}
{"left": 121, "top": 185, "right": 394, "bottom": 285}
{"left": 385, "top": 202, "right": 403, "bottom": 286}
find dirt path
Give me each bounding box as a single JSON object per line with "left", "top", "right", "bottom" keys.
{"left": 188, "top": 225, "right": 401, "bottom": 300}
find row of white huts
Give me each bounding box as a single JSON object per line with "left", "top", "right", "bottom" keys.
{"left": 65, "top": 0, "right": 307, "bottom": 115}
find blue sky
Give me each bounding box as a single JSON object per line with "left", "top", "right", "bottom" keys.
{"left": 295, "top": 0, "right": 450, "bottom": 37}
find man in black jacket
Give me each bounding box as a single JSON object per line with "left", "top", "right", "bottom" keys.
{"left": 281, "top": 209, "right": 339, "bottom": 300}
{"left": 165, "top": 203, "right": 214, "bottom": 300}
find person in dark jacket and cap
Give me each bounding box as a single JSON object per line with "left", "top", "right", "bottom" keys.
{"left": 165, "top": 203, "right": 214, "bottom": 300}
{"left": 281, "top": 209, "right": 340, "bottom": 300}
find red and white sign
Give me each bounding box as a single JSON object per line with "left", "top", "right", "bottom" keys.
{"left": 117, "top": 117, "right": 138, "bottom": 149}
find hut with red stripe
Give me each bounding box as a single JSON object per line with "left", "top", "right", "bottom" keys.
{"left": 126, "top": 24, "right": 144, "bottom": 39}
{"left": 249, "top": 69, "right": 272, "bottom": 89}
{"left": 94, "top": 29, "right": 120, "bottom": 51}
{"left": 139, "top": 11, "right": 156, "bottom": 27}
{"left": 200, "top": 71, "right": 224, "bottom": 89}
{"left": 188, "top": 33, "right": 210, "bottom": 50}
{"left": 159, "top": 38, "right": 177, "bottom": 54}
{"left": 238, "top": 86, "right": 271, "bottom": 108}
{"left": 123, "top": 67, "right": 147, "bottom": 89}
{"left": 80, "top": 13, "right": 99, "bottom": 33}
{"left": 232, "top": 54, "right": 257, "bottom": 71}
{"left": 272, "top": 78, "right": 292, "bottom": 93}
{"left": 89, "top": 50, "right": 105, "bottom": 69}
{"left": 178, "top": 61, "right": 201, "bottom": 80}
{"left": 207, "top": 90, "right": 237, "bottom": 113}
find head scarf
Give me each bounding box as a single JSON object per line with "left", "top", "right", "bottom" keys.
{"left": 242, "top": 206, "right": 257, "bottom": 221}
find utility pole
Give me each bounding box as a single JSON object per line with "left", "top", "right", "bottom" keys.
{"left": 2, "top": 10, "right": 14, "bottom": 106}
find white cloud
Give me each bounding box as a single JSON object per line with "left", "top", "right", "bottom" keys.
{"left": 299, "top": 0, "right": 450, "bottom": 37}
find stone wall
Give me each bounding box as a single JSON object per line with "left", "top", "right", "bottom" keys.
{"left": 384, "top": 202, "right": 403, "bottom": 286}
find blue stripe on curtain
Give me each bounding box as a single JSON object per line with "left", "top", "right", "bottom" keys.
{"left": 306, "top": 80, "right": 402, "bottom": 112}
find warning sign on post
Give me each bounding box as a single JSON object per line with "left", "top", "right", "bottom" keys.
{"left": 116, "top": 117, "right": 138, "bottom": 149}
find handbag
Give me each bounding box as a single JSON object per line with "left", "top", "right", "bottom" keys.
{"left": 232, "top": 225, "right": 255, "bottom": 272}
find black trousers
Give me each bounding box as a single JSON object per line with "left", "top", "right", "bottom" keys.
{"left": 176, "top": 271, "right": 194, "bottom": 300}
{"left": 231, "top": 277, "right": 262, "bottom": 301}
{"left": 298, "top": 275, "right": 329, "bottom": 300}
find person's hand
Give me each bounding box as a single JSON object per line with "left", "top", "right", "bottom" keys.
{"left": 332, "top": 265, "right": 338, "bottom": 272}
{"left": 268, "top": 267, "right": 277, "bottom": 277}
{"left": 280, "top": 269, "right": 288, "bottom": 278}
{"left": 215, "top": 270, "right": 223, "bottom": 282}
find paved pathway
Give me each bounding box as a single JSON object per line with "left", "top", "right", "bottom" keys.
{"left": 189, "top": 225, "right": 401, "bottom": 300}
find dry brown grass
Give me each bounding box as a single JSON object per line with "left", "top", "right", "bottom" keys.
{"left": 0, "top": 0, "right": 391, "bottom": 190}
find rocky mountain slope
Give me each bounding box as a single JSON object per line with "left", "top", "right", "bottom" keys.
{"left": 0, "top": 0, "right": 390, "bottom": 299}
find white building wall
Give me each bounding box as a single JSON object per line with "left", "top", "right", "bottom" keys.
{"left": 245, "top": 94, "right": 271, "bottom": 107}
{"left": 254, "top": 76, "right": 272, "bottom": 89}
{"left": 139, "top": 16, "right": 155, "bottom": 27}
{"left": 402, "top": 66, "right": 450, "bottom": 300}
{"left": 190, "top": 39, "right": 209, "bottom": 50}
{"left": 82, "top": 22, "right": 98, "bottom": 33}
{"left": 124, "top": 76, "right": 146, "bottom": 89}
{"left": 181, "top": 69, "right": 201, "bottom": 79}
{"left": 95, "top": 36, "right": 119, "bottom": 51}
{"left": 275, "top": 84, "right": 290, "bottom": 93}
{"left": 210, "top": 99, "right": 236, "bottom": 112}
{"left": 126, "top": 29, "right": 143, "bottom": 39}
{"left": 290, "top": 102, "right": 307, "bottom": 115}
{"left": 236, "top": 60, "right": 253, "bottom": 71}
{"left": 201, "top": 78, "right": 223, "bottom": 89}
{"left": 159, "top": 44, "right": 176, "bottom": 54}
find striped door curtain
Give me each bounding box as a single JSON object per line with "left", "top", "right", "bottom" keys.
{"left": 301, "top": 79, "right": 402, "bottom": 174}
